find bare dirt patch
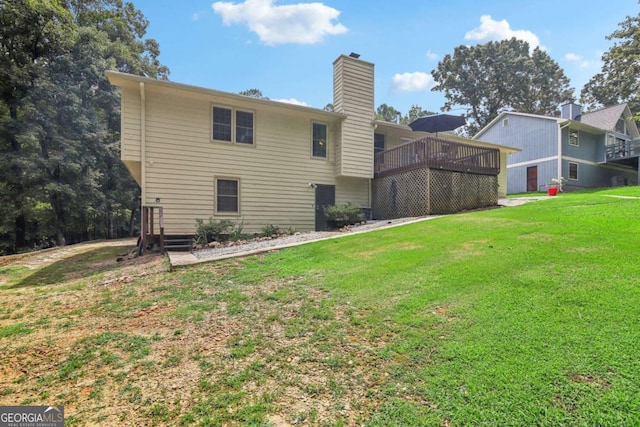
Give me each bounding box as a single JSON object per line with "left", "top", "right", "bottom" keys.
{"left": 0, "top": 243, "right": 441, "bottom": 426}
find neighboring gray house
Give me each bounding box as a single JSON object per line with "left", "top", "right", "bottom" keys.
{"left": 474, "top": 103, "right": 640, "bottom": 194}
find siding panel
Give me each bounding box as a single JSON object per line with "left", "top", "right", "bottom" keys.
{"left": 140, "top": 86, "right": 368, "bottom": 234}
{"left": 121, "top": 87, "right": 141, "bottom": 162}
{"left": 333, "top": 56, "right": 375, "bottom": 178}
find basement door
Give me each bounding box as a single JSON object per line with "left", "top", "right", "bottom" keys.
{"left": 315, "top": 184, "right": 335, "bottom": 231}
{"left": 526, "top": 166, "right": 538, "bottom": 192}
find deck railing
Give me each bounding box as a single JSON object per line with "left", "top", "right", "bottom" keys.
{"left": 605, "top": 140, "right": 640, "bottom": 161}
{"left": 374, "top": 136, "right": 500, "bottom": 178}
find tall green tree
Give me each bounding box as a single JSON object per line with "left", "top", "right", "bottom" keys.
{"left": 0, "top": 0, "right": 169, "bottom": 253}
{"left": 581, "top": 8, "right": 640, "bottom": 116}
{"left": 239, "top": 88, "right": 268, "bottom": 99}
{"left": 401, "top": 105, "right": 434, "bottom": 125}
{"left": 0, "top": 0, "right": 75, "bottom": 252}
{"left": 432, "top": 38, "right": 574, "bottom": 135}
{"left": 375, "top": 103, "right": 401, "bottom": 122}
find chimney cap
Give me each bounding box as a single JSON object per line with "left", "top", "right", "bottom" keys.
{"left": 349, "top": 52, "right": 360, "bottom": 59}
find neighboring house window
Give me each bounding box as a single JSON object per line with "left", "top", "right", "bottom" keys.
{"left": 569, "top": 129, "right": 579, "bottom": 146}
{"left": 212, "top": 106, "right": 254, "bottom": 145}
{"left": 607, "top": 134, "right": 616, "bottom": 145}
{"left": 615, "top": 119, "right": 626, "bottom": 134}
{"left": 312, "top": 122, "right": 327, "bottom": 158}
{"left": 216, "top": 178, "right": 239, "bottom": 213}
{"left": 502, "top": 118, "right": 509, "bottom": 127}
{"left": 374, "top": 133, "right": 385, "bottom": 155}
{"left": 568, "top": 162, "right": 578, "bottom": 180}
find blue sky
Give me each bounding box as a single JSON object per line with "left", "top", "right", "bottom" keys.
{"left": 133, "top": 0, "right": 638, "bottom": 115}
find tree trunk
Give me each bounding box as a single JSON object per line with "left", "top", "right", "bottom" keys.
{"left": 57, "top": 229, "right": 66, "bottom": 247}
{"left": 107, "top": 205, "right": 114, "bottom": 239}
{"left": 129, "top": 206, "right": 137, "bottom": 237}
{"left": 14, "top": 212, "right": 26, "bottom": 252}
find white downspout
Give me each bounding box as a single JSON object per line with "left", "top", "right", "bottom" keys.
{"left": 140, "top": 82, "right": 146, "bottom": 206}
{"left": 558, "top": 121, "right": 570, "bottom": 181}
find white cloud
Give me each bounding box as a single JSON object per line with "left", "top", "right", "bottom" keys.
{"left": 564, "top": 53, "right": 591, "bottom": 68}
{"left": 465, "top": 15, "right": 544, "bottom": 50}
{"left": 274, "top": 98, "right": 309, "bottom": 106}
{"left": 211, "top": 0, "right": 347, "bottom": 45}
{"left": 391, "top": 72, "right": 434, "bottom": 93}
{"left": 425, "top": 49, "right": 439, "bottom": 61}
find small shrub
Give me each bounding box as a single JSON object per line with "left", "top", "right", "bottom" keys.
{"left": 194, "top": 218, "right": 235, "bottom": 245}
{"left": 261, "top": 224, "right": 281, "bottom": 237}
{"left": 324, "top": 203, "right": 362, "bottom": 227}
{"left": 230, "top": 219, "right": 246, "bottom": 240}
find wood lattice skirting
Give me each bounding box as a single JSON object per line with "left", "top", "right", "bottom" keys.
{"left": 372, "top": 168, "right": 498, "bottom": 219}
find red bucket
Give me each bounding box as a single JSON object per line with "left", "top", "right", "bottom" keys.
{"left": 548, "top": 187, "right": 558, "bottom": 196}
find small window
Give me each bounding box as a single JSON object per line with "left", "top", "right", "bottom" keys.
{"left": 212, "top": 106, "right": 254, "bottom": 145}
{"left": 374, "top": 133, "right": 385, "bottom": 155}
{"left": 615, "top": 119, "right": 625, "bottom": 134}
{"left": 216, "top": 179, "right": 239, "bottom": 213}
{"left": 235, "top": 110, "right": 254, "bottom": 144}
{"left": 569, "top": 129, "right": 579, "bottom": 146}
{"left": 312, "top": 122, "right": 327, "bottom": 158}
{"left": 502, "top": 118, "right": 509, "bottom": 127}
{"left": 213, "top": 107, "right": 232, "bottom": 142}
{"left": 568, "top": 162, "right": 578, "bottom": 180}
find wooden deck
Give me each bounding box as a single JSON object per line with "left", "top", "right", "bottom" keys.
{"left": 374, "top": 136, "right": 500, "bottom": 178}
{"left": 605, "top": 140, "right": 640, "bottom": 162}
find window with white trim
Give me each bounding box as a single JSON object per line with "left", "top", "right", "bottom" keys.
{"left": 568, "top": 129, "right": 579, "bottom": 146}
{"left": 502, "top": 118, "right": 509, "bottom": 127}
{"left": 568, "top": 162, "right": 578, "bottom": 180}
{"left": 212, "top": 106, "right": 254, "bottom": 145}
{"left": 312, "top": 122, "right": 327, "bottom": 158}
{"left": 216, "top": 178, "right": 239, "bottom": 213}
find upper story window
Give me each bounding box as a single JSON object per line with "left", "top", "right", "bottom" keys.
{"left": 615, "top": 119, "right": 626, "bottom": 134}
{"left": 502, "top": 118, "right": 509, "bottom": 127}
{"left": 312, "top": 122, "right": 327, "bottom": 158}
{"left": 212, "top": 106, "right": 254, "bottom": 145}
{"left": 374, "top": 133, "right": 385, "bottom": 155}
{"left": 568, "top": 129, "right": 579, "bottom": 147}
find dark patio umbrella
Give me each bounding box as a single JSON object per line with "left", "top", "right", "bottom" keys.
{"left": 409, "top": 113, "right": 466, "bottom": 135}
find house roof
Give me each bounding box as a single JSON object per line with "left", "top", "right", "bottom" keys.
{"left": 581, "top": 104, "right": 628, "bottom": 130}
{"left": 105, "top": 70, "right": 347, "bottom": 120}
{"left": 473, "top": 111, "right": 564, "bottom": 139}
{"left": 473, "top": 107, "right": 634, "bottom": 139}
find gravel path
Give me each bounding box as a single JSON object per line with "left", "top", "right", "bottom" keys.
{"left": 186, "top": 197, "right": 548, "bottom": 264}
{"left": 193, "top": 216, "right": 430, "bottom": 261}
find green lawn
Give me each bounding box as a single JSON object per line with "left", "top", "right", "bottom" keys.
{"left": 1, "top": 187, "right": 639, "bottom": 426}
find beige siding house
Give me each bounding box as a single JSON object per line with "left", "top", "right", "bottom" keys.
{"left": 106, "top": 54, "right": 516, "bottom": 238}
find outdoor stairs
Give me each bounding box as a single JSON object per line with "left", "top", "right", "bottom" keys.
{"left": 163, "top": 234, "right": 193, "bottom": 252}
